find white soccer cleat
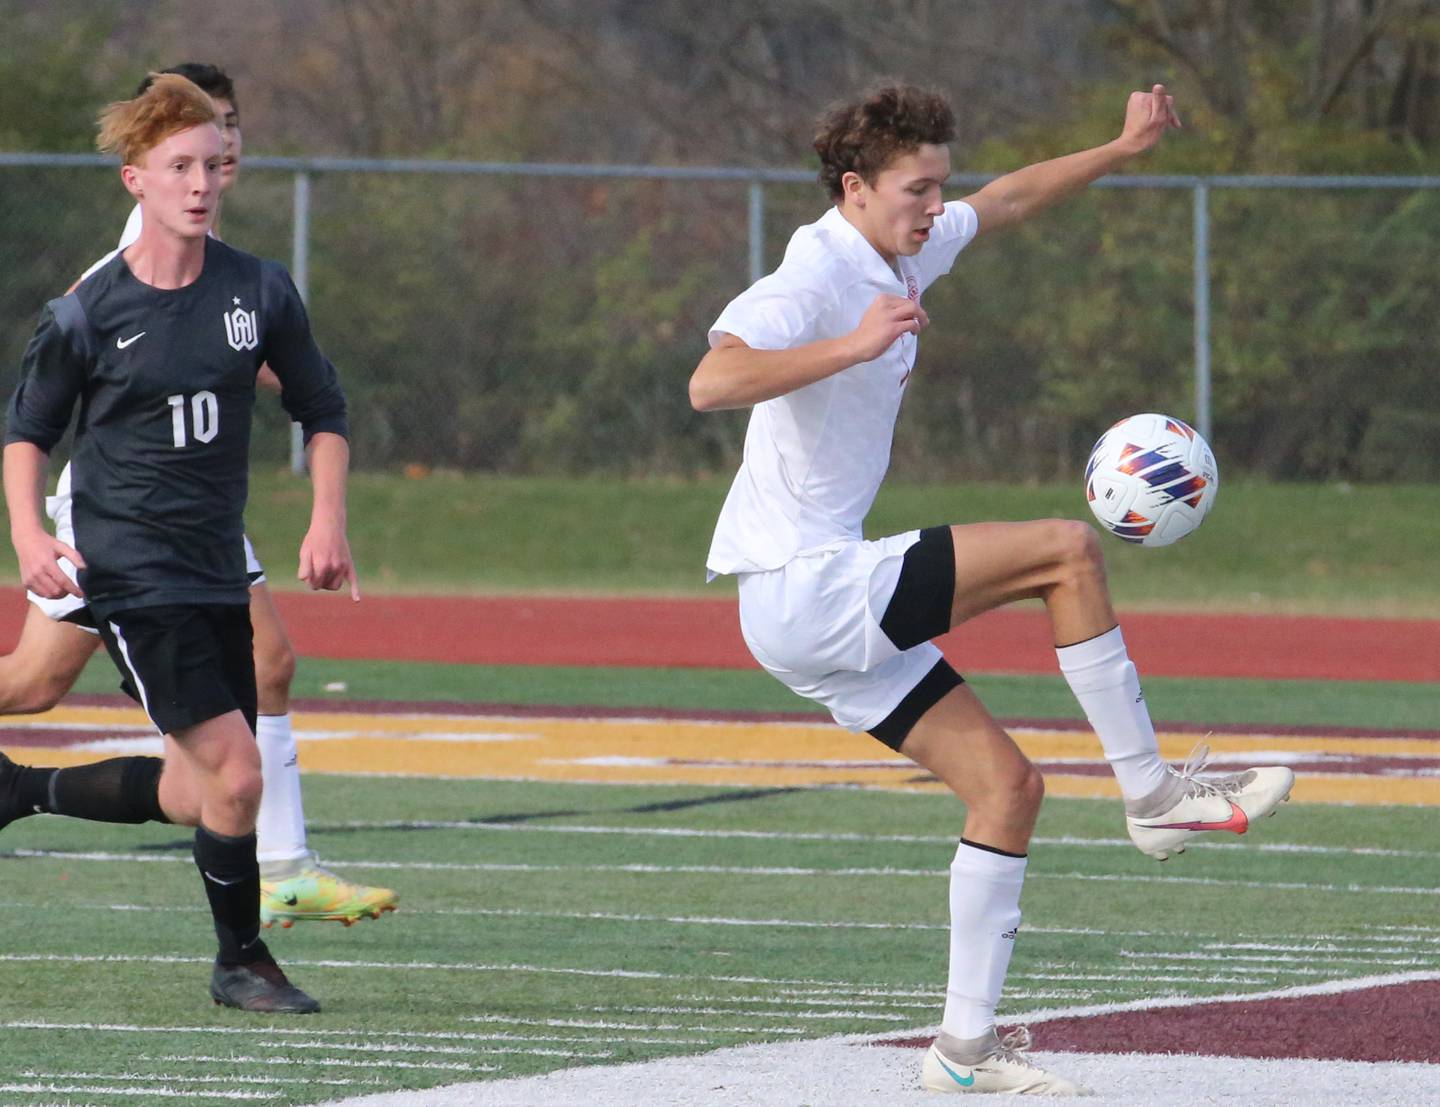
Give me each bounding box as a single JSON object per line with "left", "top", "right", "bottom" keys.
{"left": 1125, "top": 742, "right": 1295, "bottom": 861}
{"left": 922, "top": 1027, "right": 1087, "bottom": 1096}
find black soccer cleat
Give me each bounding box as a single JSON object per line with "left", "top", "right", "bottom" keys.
{"left": 210, "top": 958, "right": 321, "bottom": 1014}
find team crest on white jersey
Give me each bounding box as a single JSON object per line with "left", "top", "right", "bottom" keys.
{"left": 224, "top": 297, "right": 258, "bottom": 351}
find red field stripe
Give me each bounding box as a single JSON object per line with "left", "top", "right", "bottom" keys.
{"left": 3, "top": 590, "right": 1437, "bottom": 681}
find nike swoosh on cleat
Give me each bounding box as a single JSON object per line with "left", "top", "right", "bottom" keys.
{"left": 1136, "top": 800, "right": 1249, "bottom": 834}
{"left": 935, "top": 1055, "right": 976, "bottom": 1088}
{"left": 116, "top": 332, "right": 146, "bottom": 349}
{"left": 283, "top": 895, "right": 299, "bottom": 906}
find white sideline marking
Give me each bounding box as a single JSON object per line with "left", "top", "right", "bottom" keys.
{"left": 999, "top": 968, "right": 1440, "bottom": 1024}
{"left": 320, "top": 974, "right": 1440, "bottom": 1107}
{"left": 159, "top": 1054, "right": 499, "bottom": 1073}
{"left": 317, "top": 1040, "right": 1440, "bottom": 1107}
{"left": 1120, "top": 949, "right": 1439, "bottom": 968}
{"left": 11, "top": 847, "right": 1440, "bottom": 897}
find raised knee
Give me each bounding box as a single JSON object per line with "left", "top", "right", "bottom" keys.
{"left": 1046, "top": 518, "right": 1106, "bottom": 588}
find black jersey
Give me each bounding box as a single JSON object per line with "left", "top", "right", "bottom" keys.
{"left": 5, "top": 237, "right": 348, "bottom": 620}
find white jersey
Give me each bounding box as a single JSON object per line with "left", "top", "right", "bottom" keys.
{"left": 77, "top": 204, "right": 144, "bottom": 282}
{"left": 705, "top": 201, "right": 979, "bottom": 577}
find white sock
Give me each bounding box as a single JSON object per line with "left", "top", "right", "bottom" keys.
{"left": 1055, "top": 626, "right": 1170, "bottom": 801}
{"left": 941, "top": 841, "right": 1027, "bottom": 1040}
{"left": 255, "top": 713, "right": 310, "bottom": 866}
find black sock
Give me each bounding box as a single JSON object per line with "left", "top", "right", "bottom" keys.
{"left": 1, "top": 755, "right": 57, "bottom": 826}
{"left": 48, "top": 756, "right": 168, "bottom": 824}
{"left": 194, "top": 824, "right": 269, "bottom": 965}
{"left": 15, "top": 765, "right": 56, "bottom": 815}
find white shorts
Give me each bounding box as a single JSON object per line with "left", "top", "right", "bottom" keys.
{"left": 27, "top": 463, "right": 265, "bottom": 629}
{"left": 736, "top": 530, "right": 944, "bottom": 732}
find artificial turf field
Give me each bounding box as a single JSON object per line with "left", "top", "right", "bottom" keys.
{"left": 1, "top": 620, "right": 1437, "bottom": 1106}
{"left": 1, "top": 471, "right": 1438, "bottom": 1105}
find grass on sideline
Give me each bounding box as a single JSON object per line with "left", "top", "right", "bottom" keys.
{"left": 59, "top": 652, "right": 1438, "bottom": 731}
{"left": 228, "top": 471, "right": 1440, "bottom": 617}
{"left": 0, "top": 776, "right": 1435, "bottom": 1106}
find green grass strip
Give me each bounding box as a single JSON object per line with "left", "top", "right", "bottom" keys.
{"left": 70, "top": 653, "right": 1431, "bottom": 731}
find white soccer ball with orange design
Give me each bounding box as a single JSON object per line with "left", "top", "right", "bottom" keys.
{"left": 1084, "top": 413, "right": 1218, "bottom": 547}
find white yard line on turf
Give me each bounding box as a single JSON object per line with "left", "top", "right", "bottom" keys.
{"left": 10, "top": 848, "right": 1440, "bottom": 896}
{"left": 318, "top": 819, "right": 1440, "bottom": 859}
{"left": 0, "top": 1085, "right": 273, "bottom": 1101}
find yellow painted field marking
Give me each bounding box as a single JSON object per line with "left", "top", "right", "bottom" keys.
{"left": 2, "top": 705, "right": 1436, "bottom": 806}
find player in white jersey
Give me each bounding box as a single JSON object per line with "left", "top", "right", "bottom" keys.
{"left": 692, "top": 84, "right": 1294, "bottom": 1096}
{"left": 0, "top": 63, "right": 396, "bottom": 929}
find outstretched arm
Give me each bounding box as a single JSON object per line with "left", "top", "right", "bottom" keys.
{"left": 965, "top": 84, "right": 1180, "bottom": 238}
{"left": 297, "top": 431, "right": 360, "bottom": 601}
{"left": 690, "top": 294, "right": 931, "bottom": 411}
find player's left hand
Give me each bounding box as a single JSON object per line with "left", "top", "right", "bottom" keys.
{"left": 299, "top": 523, "right": 361, "bottom": 601}
{"left": 1120, "top": 83, "right": 1181, "bottom": 153}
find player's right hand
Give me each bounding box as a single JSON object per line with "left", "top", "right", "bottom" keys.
{"left": 12, "top": 530, "right": 85, "bottom": 599}
{"left": 850, "top": 294, "right": 929, "bottom": 362}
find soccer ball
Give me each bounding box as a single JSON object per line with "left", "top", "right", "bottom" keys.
{"left": 1084, "top": 413, "right": 1218, "bottom": 547}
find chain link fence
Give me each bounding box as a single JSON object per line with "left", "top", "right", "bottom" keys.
{"left": 3, "top": 155, "right": 1438, "bottom": 481}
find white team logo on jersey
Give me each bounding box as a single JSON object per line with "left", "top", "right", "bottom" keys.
{"left": 224, "top": 297, "right": 258, "bottom": 351}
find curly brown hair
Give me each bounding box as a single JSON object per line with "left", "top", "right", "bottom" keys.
{"left": 813, "top": 83, "right": 956, "bottom": 200}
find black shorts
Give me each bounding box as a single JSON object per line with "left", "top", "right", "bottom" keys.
{"left": 868, "top": 527, "right": 965, "bottom": 751}
{"left": 96, "top": 604, "right": 257, "bottom": 737}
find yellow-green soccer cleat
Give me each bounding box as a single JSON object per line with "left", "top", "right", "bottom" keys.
{"left": 260, "top": 863, "right": 399, "bottom": 928}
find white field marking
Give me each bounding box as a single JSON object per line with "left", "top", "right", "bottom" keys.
{"left": 320, "top": 1043, "right": 1440, "bottom": 1107}
{"left": 317, "top": 819, "right": 1440, "bottom": 860}
{"left": 0, "top": 1084, "right": 271, "bottom": 1101}
{"left": 0, "top": 720, "right": 153, "bottom": 731}
{"left": 16, "top": 848, "right": 1438, "bottom": 900}
{"left": 4, "top": 1020, "right": 710, "bottom": 1047}
{"left": 585, "top": 1004, "right": 911, "bottom": 1022}
{"left": 256, "top": 1041, "right": 613, "bottom": 1060}
{"left": 1029, "top": 870, "right": 1440, "bottom": 896}
{"left": 66, "top": 737, "right": 166, "bottom": 754}
{"left": 678, "top": 993, "right": 941, "bottom": 1010}
{"left": 1201, "top": 939, "right": 1440, "bottom": 954}
{"left": 22, "top": 1069, "right": 370, "bottom": 1088}
{"left": 997, "top": 967, "right": 1440, "bottom": 1025}
{"left": 157, "top": 1054, "right": 499, "bottom": 1073}
{"left": 460, "top": 1014, "right": 806, "bottom": 1036}
{"left": 549, "top": 756, "right": 911, "bottom": 769}
{"left": 1009, "top": 971, "right": 1270, "bottom": 985}
{"left": 0, "top": 954, "right": 1297, "bottom": 997}
{"left": 1117, "top": 949, "right": 1439, "bottom": 968}
{"left": 297, "top": 730, "right": 538, "bottom": 744}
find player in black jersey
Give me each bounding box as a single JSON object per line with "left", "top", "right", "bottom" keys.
{"left": 3, "top": 74, "right": 355, "bottom": 1013}
{"left": 0, "top": 61, "right": 396, "bottom": 928}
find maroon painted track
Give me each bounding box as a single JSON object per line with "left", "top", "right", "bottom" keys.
{"left": 2, "top": 589, "right": 1438, "bottom": 682}
{"left": 879, "top": 979, "right": 1440, "bottom": 1063}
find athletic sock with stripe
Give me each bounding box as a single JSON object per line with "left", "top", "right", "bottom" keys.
{"left": 941, "top": 840, "right": 1027, "bottom": 1040}
{"left": 194, "top": 824, "right": 269, "bottom": 965}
